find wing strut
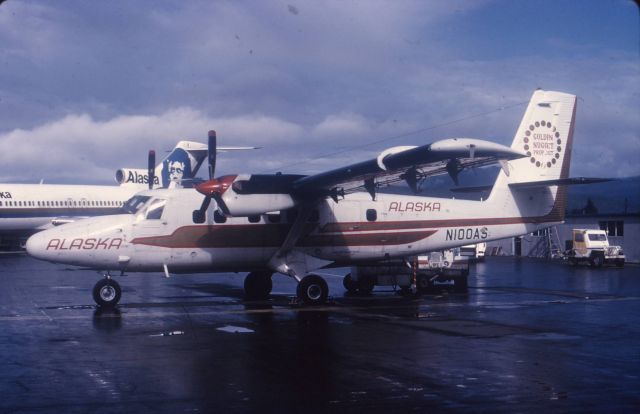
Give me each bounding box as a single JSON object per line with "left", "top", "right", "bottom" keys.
{"left": 267, "top": 204, "right": 331, "bottom": 279}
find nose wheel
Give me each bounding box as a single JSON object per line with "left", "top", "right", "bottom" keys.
{"left": 92, "top": 277, "right": 122, "bottom": 308}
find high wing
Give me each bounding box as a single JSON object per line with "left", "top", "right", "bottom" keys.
{"left": 193, "top": 137, "right": 526, "bottom": 218}
{"left": 291, "top": 138, "right": 526, "bottom": 199}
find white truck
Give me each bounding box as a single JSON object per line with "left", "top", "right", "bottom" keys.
{"left": 565, "top": 229, "right": 625, "bottom": 267}
{"left": 459, "top": 242, "right": 487, "bottom": 262}
{"left": 343, "top": 249, "right": 470, "bottom": 295}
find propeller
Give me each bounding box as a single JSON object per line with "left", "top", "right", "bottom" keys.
{"left": 193, "top": 130, "right": 234, "bottom": 223}
{"left": 446, "top": 158, "right": 463, "bottom": 186}
{"left": 148, "top": 150, "right": 156, "bottom": 190}
{"left": 207, "top": 130, "right": 216, "bottom": 179}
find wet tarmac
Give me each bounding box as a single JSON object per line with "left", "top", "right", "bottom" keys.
{"left": 0, "top": 254, "right": 639, "bottom": 413}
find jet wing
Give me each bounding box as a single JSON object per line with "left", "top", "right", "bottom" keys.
{"left": 292, "top": 138, "right": 526, "bottom": 197}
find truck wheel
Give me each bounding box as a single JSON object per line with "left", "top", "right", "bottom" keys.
{"left": 590, "top": 254, "right": 604, "bottom": 268}
{"left": 568, "top": 257, "right": 577, "bottom": 266}
{"left": 343, "top": 273, "right": 358, "bottom": 293}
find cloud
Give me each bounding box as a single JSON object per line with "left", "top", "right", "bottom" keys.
{"left": 0, "top": 108, "right": 305, "bottom": 183}
{"left": 0, "top": 0, "right": 637, "bottom": 183}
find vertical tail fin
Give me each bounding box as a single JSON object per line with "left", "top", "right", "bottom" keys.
{"left": 488, "top": 90, "right": 577, "bottom": 222}
{"left": 156, "top": 140, "right": 208, "bottom": 188}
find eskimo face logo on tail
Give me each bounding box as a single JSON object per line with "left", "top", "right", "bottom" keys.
{"left": 524, "top": 120, "right": 562, "bottom": 169}
{"left": 161, "top": 148, "right": 193, "bottom": 187}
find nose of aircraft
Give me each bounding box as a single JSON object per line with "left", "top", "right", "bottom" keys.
{"left": 25, "top": 231, "right": 49, "bottom": 260}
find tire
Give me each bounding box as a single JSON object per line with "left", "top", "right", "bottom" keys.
{"left": 416, "top": 273, "right": 431, "bottom": 293}
{"left": 343, "top": 273, "right": 358, "bottom": 293}
{"left": 357, "top": 276, "right": 375, "bottom": 295}
{"left": 92, "top": 279, "right": 122, "bottom": 308}
{"left": 244, "top": 271, "right": 273, "bottom": 300}
{"left": 297, "top": 275, "right": 328, "bottom": 306}
{"left": 616, "top": 259, "right": 625, "bottom": 268}
{"left": 590, "top": 254, "right": 604, "bottom": 268}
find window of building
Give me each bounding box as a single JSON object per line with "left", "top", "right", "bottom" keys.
{"left": 599, "top": 220, "right": 624, "bottom": 237}
{"left": 366, "top": 208, "right": 377, "bottom": 222}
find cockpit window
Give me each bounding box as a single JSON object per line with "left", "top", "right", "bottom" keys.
{"left": 121, "top": 195, "right": 151, "bottom": 214}
{"left": 145, "top": 199, "right": 166, "bottom": 220}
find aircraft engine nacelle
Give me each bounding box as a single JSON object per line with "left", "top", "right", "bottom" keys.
{"left": 218, "top": 190, "right": 297, "bottom": 217}
{"left": 115, "top": 168, "right": 159, "bottom": 187}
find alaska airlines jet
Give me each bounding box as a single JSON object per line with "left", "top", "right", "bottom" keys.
{"left": 0, "top": 141, "right": 209, "bottom": 238}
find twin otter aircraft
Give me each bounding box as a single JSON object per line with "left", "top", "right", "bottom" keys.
{"left": 27, "top": 90, "right": 582, "bottom": 307}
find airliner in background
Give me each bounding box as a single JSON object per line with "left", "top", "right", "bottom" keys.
{"left": 0, "top": 138, "right": 255, "bottom": 247}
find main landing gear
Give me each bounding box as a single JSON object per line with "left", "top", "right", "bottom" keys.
{"left": 92, "top": 276, "right": 122, "bottom": 308}
{"left": 244, "top": 271, "right": 273, "bottom": 300}
{"left": 297, "top": 275, "right": 328, "bottom": 306}
{"left": 243, "top": 272, "right": 330, "bottom": 306}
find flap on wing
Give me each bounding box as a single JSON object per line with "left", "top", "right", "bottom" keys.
{"left": 292, "top": 138, "right": 526, "bottom": 196}
{"left": 450, "top": 185, "right": 494, "bottom": 193}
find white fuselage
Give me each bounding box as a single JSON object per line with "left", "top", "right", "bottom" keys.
{"left": 25, "top": 187, "right": 560, "bottom": 274}
{"left": 0, "top": 184, "right": 142, "bottom": 232}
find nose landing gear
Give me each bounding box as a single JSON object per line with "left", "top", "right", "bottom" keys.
{"left": 92, "top": 276, "right": 122, "bottom": 308}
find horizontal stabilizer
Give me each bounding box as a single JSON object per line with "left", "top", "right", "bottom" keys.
{"left": 451, "top": 177, "right": 613, "bottom": 193}
{"left": 508, "top": 177, "right": 613, "bottom": 189}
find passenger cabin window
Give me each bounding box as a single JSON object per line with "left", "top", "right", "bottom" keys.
{"left": 575, "top": 233, "right": 584, "bottom": 242}
{"left": 366, "top": 208, "right": 377, "bottom": 222}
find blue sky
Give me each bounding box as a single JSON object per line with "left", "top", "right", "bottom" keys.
{"left": 0, "top": 0, "right": 638, "bottom": 184}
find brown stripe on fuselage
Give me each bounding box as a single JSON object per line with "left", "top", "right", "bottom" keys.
{"left": 130, "top": 224, "right": 436, "bottom": 249}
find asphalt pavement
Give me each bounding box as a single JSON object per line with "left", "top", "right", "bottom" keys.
{"left": 0, "top": 254, "right": 638, "bottom": 413}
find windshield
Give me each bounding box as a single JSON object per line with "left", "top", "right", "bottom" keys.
{"left": 121, "top": 195, "right": 151, "bottom": 214}
{"left": 144, "top": 198, "right": 166, "bottom": 220}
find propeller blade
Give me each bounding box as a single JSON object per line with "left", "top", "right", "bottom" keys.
{"left": 148, "top": 150, "right": 156, "bottom": 189}
{"left": 192, "top": 195, "right": 211, "bottom": 224}
{"left": 208, "top": 130, "right": 217, "bottom": 179}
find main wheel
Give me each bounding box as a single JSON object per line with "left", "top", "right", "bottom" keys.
{"left": 416, "top": 273, "right": 431, "bottom": 293}
{"left": 244, "top": 271, "right": 273, "bottom": 300}
{"left": 297, "top": 275, "right": 328, "bottom": 306}
{"left": 357, "top": 276, "right": 375, "bottom": 295}
{"left": 343, "top": 273, "right": 358, "bottom": 294}
{"left": 92, "top": 278, "right": 122, "bottom": 308}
